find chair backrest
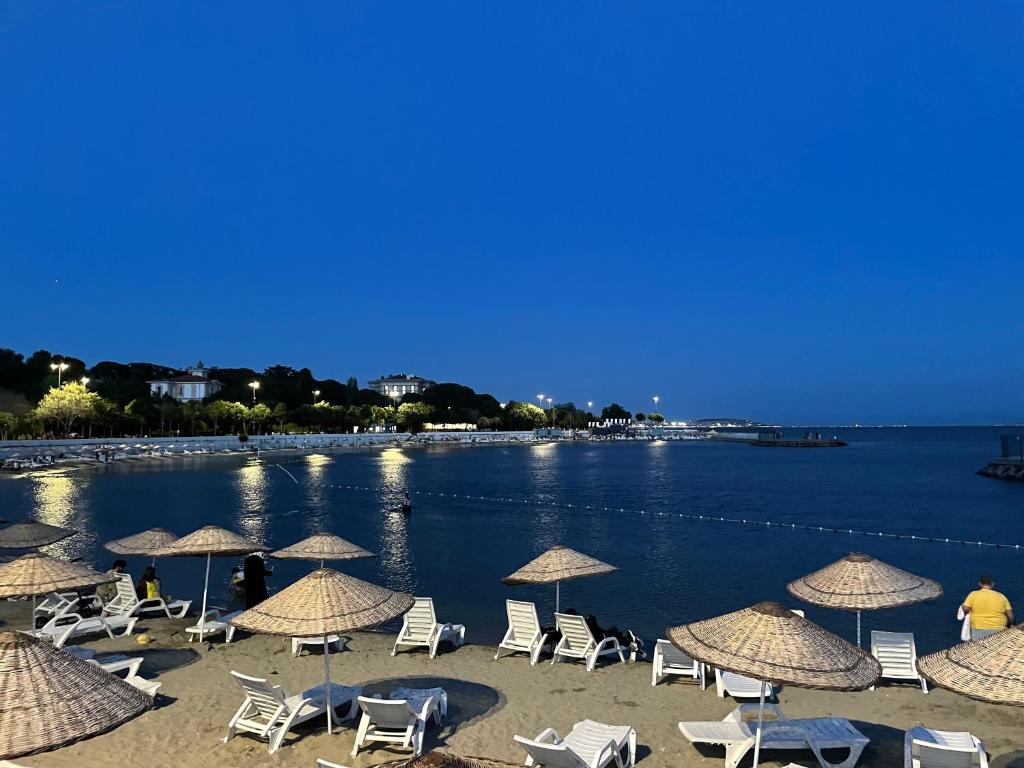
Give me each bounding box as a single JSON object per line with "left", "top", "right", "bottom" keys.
{"left": 506, "top": 600, "right": 541, "bottom": 641}
{"left": 655, "top": 639, "right": 694, "bottom": 668}
{"left": 113, "top": 575, "right": 139, "bottom": 605}
{"left": 871, "top": 631, "right": 917, "bottom": 677}
{"left": 554, "top": 613, "right": 595, "bottom": 653}
{"left": 403, "top": 598, "right": 438, "bottom": 641}
{"left": 358, "top": 696, "right": 415, "bottom": 729}
{"left": 230, "top": 671, "right": 287, "bottom": 720}
{"left": 912, "top": 739, "right": 979, "bottom": 768}
{"left": 514, "top": 736, "right": 588, "bottom": 768}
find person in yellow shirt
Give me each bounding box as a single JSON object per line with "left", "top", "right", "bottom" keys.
{"left": 962, "top": 575, "right": 1014, "bottom": 640}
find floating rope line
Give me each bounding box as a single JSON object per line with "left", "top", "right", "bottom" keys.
{"left": 325, "top": 483, "right": 1024, "bottom": 552}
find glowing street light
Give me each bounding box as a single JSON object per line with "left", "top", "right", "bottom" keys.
{"left": 546, "top": 397, "right": 553, "bottom": 428}
{"left": 50, "top": 361, "right": 69, "bottom": 387}
{"left": 536, "top": 393, "right": 545, "bottom": 408}
{"left": 80, "top": 377, "right": 90, "bottom": 387}
{"left": 249, "top": 381, "right": 260, "bottom": 403}
{"left": 312, "top": 389, "right": 321, "bottom": 405}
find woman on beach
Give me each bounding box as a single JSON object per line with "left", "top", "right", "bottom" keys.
{"left": 136, "top": 565, "right": 162, "bottom": 601}
{"left": 243, "top": 553, "right": 272, "bottom": 608}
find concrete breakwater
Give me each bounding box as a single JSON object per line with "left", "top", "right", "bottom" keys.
{"left": 977, "top": 458, "right": 1024, "bottom": 480}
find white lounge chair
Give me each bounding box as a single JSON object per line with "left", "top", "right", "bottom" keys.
{"left": 225, "top": 671, "right": 362, "bottom": 754}
{"left": 715, "top": 668, "right": 775, "bottom": 700}
{"left": 292, "top": 634, "right": 346, "bottom": 657}
{"left": 679, "top": 704, "right": 869, "bottom": 768}
{"left": 904, "top": 727, "right": 988, "bottom": 768}
{"left": 88, "top": 656, "right": 161, "bottom": 698}
{"left": 102, "top": 574, "right": 192, "bottom": 619}
{"left": 31, "top": 612, "right": 138, "bottom": 649}
{"left": 34, "top": 591, "right": 81, "bottom": 618}
{"left": 392, "top": 597, "right": 465, "bottom": 659}
{"left": 495, "top": 599, "right": 551, "bottom": 665}
{"left": 351, "top": 688, "right": 445, "bottom": 757}
{"left": 651, "top": 639, "right": 705, "bottom": 687}
{"left": 515, "top": 719, "right": 637, "bottom": 768}
{"left": 185, "top": 608, "right": 240, "bottom": 643}
{"left": 551, "top": 613, "right": 625, "bottom": 672}
{"left": 871, "top": 631, "right": 928, "bottom": 694}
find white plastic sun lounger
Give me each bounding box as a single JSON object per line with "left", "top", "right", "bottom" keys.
{"left": 351, "top": 688, "right": 445, "bottom": 757}
{"left": 495, "top": 599, "right": 551, "bottom": 665}
{"left": 392, "top": 597, "right": 465, "bottom": 659}
{"left": 651, "top": 639, "right": 705, "bottom": 687}
{"left": 871, "top": 631, "right": 928, "bottom": 694}
{"left": 225, "top": 671, "right": 362, "bottom": 754}
{"left": 34, "top": 591, "right": 82, "bottom": 619}
{"left": 715, "top": 668, "right": 775, "bottom": 700}
{"left": 679, "top": 704, "right": 869, "bottom": 768}
{"left": 185, "top": 608, "right": 240, "bottom": 643}
{"left": 904, "top": 727, "right": 988, "bottom": 768}
{"left": 515, "top": 719, "right": 637, "bottom": 768}
{"left": 102, "top": 574, "right": 192, "bottom": 620}
{"left": 31, "top": 612, "right": 138, "bottom": 648}
{"left": 552, "top": 613, "right": 625, "bottom": 672}
{"left": 88, "top": 656, "right": 162, "bottom": 698}
{"left": 292, "top": 634, "right": 346, "bottom": 657}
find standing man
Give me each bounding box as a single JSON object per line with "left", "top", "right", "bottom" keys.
{"left": 962, "top": 575, "right": 1014, "bottom": 640}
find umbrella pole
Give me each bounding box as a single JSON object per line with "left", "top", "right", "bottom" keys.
{"left": 324, "top": 633, "right": 334, "bottom": 734}
{"left": 30, "top": 594, "right": 36, "bottom": 631}
{"left": 856, "top": 610, "right": 861, "bottom": 648}
{"left": 199, "top": 552, "right": 211, "bottom": 639}
{"left": 556, "top": 581, "right": 560, "bottom": 613}
{"left": 752, "top": 680, "right": 766, "bottom": 768}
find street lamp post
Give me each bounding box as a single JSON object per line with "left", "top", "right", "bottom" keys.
{"left": 249, "top": 381, "right": 260, "bottom": 404}
{"left": 50, "top": 361, "right": 69, "bottom": 387}
{"left": 312, "top": 389, "right": 320, "bottom": 405}
{"left": 652, "top": 395, "right": 659, "bottom": 423}
{"left": 546, "top": 397, "right": 553, "bottom": 428}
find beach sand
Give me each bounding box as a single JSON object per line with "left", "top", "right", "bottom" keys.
{"left": 3, "top": 603, "right": 1022, "bottom": 768}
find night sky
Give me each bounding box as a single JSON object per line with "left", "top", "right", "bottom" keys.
{"left": 2, "top": 3, "right": 1021, "bottom": 424}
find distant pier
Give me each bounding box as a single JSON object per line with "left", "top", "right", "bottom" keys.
{"left": 977, "top": 434, "right": 1024, "bottom": 480}
{"left": 709, "top": 429, "right": 847, "bottom": 448}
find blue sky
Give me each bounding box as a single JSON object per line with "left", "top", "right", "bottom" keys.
{"left": 1, "top": 3, "right": 1021, "bottom": 424}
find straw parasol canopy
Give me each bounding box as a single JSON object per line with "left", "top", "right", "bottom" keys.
{"left": 787, "top": 553, "right": 942, "bottom": 646}
{"left": 231, "top": 568, "right": 414, "bottom": 735}
{"left": 272, "top": 533, "right": 375, "bottom": 566}
{"left": 230, "top": 567, "right": 414, "bottom": 637}
{"left": 373, "top": 752, "right": 523, "bottom": 768}
{"left": 668, "top": 601, "right": 881, "bottom": 692}
{"left": 155, "top": 525, "right": 266, "bottom": 638}
{"left": 0, "top": 521, "right": 76, "bottom": 549}
{"left": 669, "top": 601, "right": 880, "bottom": 768}
{"left": 917, "top": 625, "right": 1024, "bottom": 706}
{"left": 503, "top": 545, "right": 617, "bottom": 612}
{"left": 0, "top": 553, "right": 115, "bottom": 600}
{"left": 105, "top": 527, "right": 179, "bottom": 557}
{"left": 0, "top": 630, "right": 152, "bottom": 760}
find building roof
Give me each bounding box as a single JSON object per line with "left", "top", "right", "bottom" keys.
{"left": 370, "top": 373, "right": 435, "bottom": 383}
{"left": 147, "top": 374, "right": 220, "bottom": 384}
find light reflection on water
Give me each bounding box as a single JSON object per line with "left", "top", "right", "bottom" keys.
{"left": 32, "top": 473, "right": 94, "bottom": 561}
{"left": 528, "top": 442, "right": 564, "bottom": 551}
{"left": 376, "top": 447, "right": 414, "bottom": 591}
{"left": 300, "top": 454, "right": 332, "bottom": 535}
{"left": 235, "top": 460, "right": 270, "bottom": 546}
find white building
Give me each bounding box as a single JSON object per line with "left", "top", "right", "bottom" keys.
{"left": 148, "top": 362, "right": 223, "bottom": 402}
{"left": 368, "top": 373, "right": 437, "bottom": 398}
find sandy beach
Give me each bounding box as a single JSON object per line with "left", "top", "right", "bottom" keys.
{"left": 3, "top": 601, "right": 1021, "bottom": 768}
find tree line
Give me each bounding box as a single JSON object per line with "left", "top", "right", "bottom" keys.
{"left": 0, "top": 349, "right": 635, "bottom": 439}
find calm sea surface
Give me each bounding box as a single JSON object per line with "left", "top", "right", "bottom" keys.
{"left": 2, "top": 427, "right": 1021, "bottom": 653}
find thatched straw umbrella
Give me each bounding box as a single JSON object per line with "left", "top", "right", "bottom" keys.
{"left": 668, "top": 601, "right": 880, "bottom": 768}
{"left": 0, "top": 520, "right": 76, "bottom": 550}
{"left": 787, "top": 553, "right": 942, "bottom": 646}
{"left": 272, "top": 533, "right": 375, "bottom": 569}
{"left": 0, "top": 553, "right": 116, "bottom": 629}
{"left": 917, "top": 625, "right": 1024, "bottom": 706}
{"left": 0, "top": 630, "right": 152, "bottom": 760}
{"left": 230, "top": 568, "right": 414, "bottom": 734}
{"left": 155, "top": 525, "right": 265, "bottom": 638}
{"left": 105, "top": 527, "right": 179, "bottom": 567}
{"left": 503, "top": 545, "right": 616, "bottom": 612}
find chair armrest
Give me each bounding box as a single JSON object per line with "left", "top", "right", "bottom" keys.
{"left": 731, "top": 703, "right": 784, "bottom": 722}
{"left": 534, "top": 727, "right": 562, "bottom": 745}
{"left": 93, "top": 657, "right": 144, "bottom": 677}
{"left": 590, "top": 739, "right": 619, "bottom": 768}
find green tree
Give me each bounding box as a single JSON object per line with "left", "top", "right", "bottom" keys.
{"left": 0, "top": 411, "right": 16, "bottom": 440}
{"left": 601, "top": 403, "right": 631, "bottom": 421}
{"left": 396, "top": 401, "right": 433, "bottom": 433}
{"left": 503, "top": 401, "right": 547, "bottom": 430}
{"left": 249, "top": 403, "right": 272, "bottom": 434}
{"left": 649, "top": 412, "right": 665, "bottom": 424}
{"left": 35, "top": 382, "right": 100, "bottom": 436}
{"left": 125, "top": 397, "right": 157, "bottom": 436}
{"left": 272, "top": 402, "right": 289, "bottom": 432}
{"left": 182, "top": 401, "right": 204, "bottom": 436}
{"left": 205, "top": 400, "right": 233, "bottom": 434}
{"left": 635, "top": 412, "right": 646, "bottom": 422}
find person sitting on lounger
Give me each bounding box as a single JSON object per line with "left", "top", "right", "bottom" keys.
{"left": 96, "top": 559, "right": 127, "bottom": 604}
{"left": 136, "top": 565, "right": 164, "bottom": 601}
{"left": 962, "top": 574, "right": 1014, "bottom": 640}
